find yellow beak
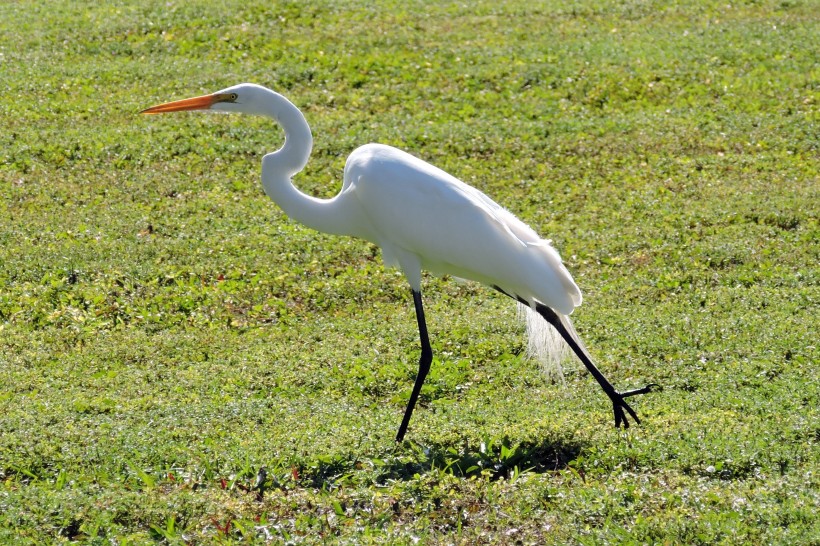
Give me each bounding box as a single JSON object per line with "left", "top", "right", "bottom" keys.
{"left": 140, "top": 93, "right": 218, "bottom": 114}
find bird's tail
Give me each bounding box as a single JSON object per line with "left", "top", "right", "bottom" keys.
{"left": 517, "top": 302, "right": 583, "bottom": 382}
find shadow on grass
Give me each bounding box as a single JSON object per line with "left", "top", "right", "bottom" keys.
{"left": 377, "top": 435, "right": 586, "bottom": 482}
{"left": 295, "top": 434, "right": 585, "bottom": 489}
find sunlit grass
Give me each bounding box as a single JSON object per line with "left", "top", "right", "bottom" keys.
{"left": 1, "top": 0, "right": 817, "bottom": 543}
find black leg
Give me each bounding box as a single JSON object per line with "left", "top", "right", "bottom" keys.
{"left": 395, "top": 290, "right": 433, "bottom": 443}
{"left": 531, "top": 302, "right": 659, "bottom": 428}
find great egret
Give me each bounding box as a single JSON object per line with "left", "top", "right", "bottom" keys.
{"left": 142, "top": 83, "right": 658, "bottom": 442}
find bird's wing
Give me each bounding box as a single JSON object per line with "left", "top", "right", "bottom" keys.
{"left": 346, "top": 146, "right": 524, "bottom": 250}
{"left": 343, "top": 144, "right": 581, "bottom": 314}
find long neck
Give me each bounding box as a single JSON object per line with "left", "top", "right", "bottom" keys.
{"left": 259, "top": 91, "right": 352, "bottom": 236}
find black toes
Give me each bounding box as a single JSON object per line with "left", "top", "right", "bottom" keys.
{"left": 611, "top": 393, "right": 641, "bottom": 428}
{"left": 622, "top": 383, "right": 662, "bottom": 398}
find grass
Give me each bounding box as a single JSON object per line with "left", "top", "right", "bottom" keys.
{"left": 0, "top": 0, "right": 818, "bottom": 543}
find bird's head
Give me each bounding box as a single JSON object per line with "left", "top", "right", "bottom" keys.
{"left": 141, "top": 83, "right": 275, "bottom": 116}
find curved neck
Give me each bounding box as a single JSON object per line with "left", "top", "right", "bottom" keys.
{"left": 263, "top": 92, "right": 313, "bottom": 175}
{"left": 258, "top": 91, "right": 352, "bottom": 236}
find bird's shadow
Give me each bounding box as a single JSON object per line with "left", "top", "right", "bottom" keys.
{"left": 292, "top": 435, "right": 585, "bottom": 490}
{"left": 373, "top": 435, "right": 585, "bottom": 483}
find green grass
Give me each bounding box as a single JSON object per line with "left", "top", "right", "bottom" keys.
{"left": 1, "top": 0, "right": 818, "bottom": 543}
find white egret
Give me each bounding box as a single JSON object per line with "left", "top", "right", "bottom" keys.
{"left": 142, "top": 83, "right": 658, "bottom": 442}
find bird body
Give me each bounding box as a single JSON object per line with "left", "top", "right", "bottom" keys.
{"left": 341, "top": 143, "right": 582, "bottom": 314}
{"left": 142, "top": 83, "right": 657, "bottom": 441}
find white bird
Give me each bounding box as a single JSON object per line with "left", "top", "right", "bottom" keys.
{"left": 142, "top": 83, "right": 658, "bottom": 442}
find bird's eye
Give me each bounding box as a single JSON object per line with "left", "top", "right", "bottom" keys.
{"left": 230, "top": 93, "right": 238, "bottom": 101}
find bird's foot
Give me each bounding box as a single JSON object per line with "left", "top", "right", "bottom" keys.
{"left": 609, "top": 383, "right": 661, "bottom": 429}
